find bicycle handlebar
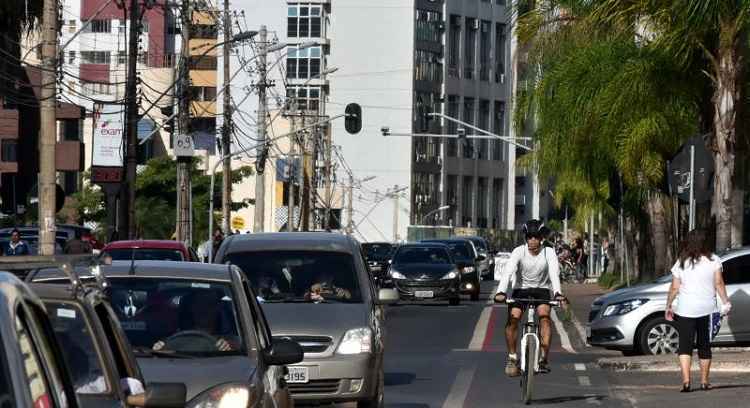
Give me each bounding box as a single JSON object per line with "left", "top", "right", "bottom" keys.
{"left": 505, "top": 298, "right": 562, "bottom": 307}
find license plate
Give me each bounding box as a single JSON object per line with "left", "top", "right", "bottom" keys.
{"left": 286, "top": 366, "right": 309, "bottom": 383}
{"left": 415, "top": 291, "right": 434, "bottom": 298}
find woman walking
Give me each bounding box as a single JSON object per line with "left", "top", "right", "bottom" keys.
{"left": 665, "top": 229, "right": 731, "bottom": 392}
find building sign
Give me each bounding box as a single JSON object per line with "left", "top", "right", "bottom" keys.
{"left": 91, "top": 104, "right": 125, "bottom": 167}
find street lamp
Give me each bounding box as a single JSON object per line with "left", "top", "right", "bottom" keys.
{"left": 420, "top": 205, "right": 451, "bottom": 225}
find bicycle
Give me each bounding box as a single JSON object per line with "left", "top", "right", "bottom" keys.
{"left": 506, "top": 298, "right": 561, "bottom": 405}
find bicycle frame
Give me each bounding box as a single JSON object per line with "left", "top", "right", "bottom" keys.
{"left": 519, "top": 304, "right": 541, "bottom": 373}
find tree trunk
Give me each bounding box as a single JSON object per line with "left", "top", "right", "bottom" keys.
{"left": 712, "top": 27, "right": 741, "bottom": 251}
{"left": 645, "top": 193, "right": 668, "bottom": 278}
{"left": 731, "top": 188, "right": 744, "bottom": 247}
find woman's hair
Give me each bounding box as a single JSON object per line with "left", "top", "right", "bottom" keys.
{"left": 678, "top": 229, "right": 712, "bottom": 269}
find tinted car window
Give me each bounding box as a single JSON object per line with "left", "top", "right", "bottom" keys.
{"left": 227, "top": 251, "right": 362, "bottom": 304}
{"left": 107, "top": 278, "right": 245, "bottom": 356}
{"left": 106, "top": 248, "right": 184, "bottom": 261}
{"left": 425, "top": 241, "right": 472, "bottom": 260}
{"left": 45, "top": 302, "right": 109, "bottom": 394}
{"left": 393, "top": 247, "right": 452, "bottom": 264}
{"left": 722, "top": 255, "right": 750, "bottom": 285}
{"left": 15, "top": 314, "right": 53, "bottom": 408}
{"left": 362, "top": 244, "right": 393, "bottom": 262}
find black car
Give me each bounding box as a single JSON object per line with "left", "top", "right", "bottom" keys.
{"left": 422, "top": 239, "right": 483, "bottom": 301}
{"left": 34, "top": 260, "right": 303, "bottom": 408}
{"left": 361, "top": 242, "right": 396, "bottom": 286}
{"left": 0, "top": 271, "right": 79, "bottom": 408}
{"left": 388, "top": 243, "right": 461, "bottom": 305}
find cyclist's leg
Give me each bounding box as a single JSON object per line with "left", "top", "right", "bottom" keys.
{"left": 537, "top": 303, "right": 552, "bottom": 357}
{"left": 506, "top": 305, "right": 523, "bottom": 354}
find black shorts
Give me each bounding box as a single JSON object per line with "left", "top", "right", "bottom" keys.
{"left": 510, "top": 288, "right": 552, "bottom": 310}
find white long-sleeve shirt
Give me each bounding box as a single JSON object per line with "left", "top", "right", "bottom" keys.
{"left": 495, "top": 245, "right": 562, "bottom": 296}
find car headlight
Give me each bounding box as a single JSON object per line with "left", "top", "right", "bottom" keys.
{"left": 337, "top": 328, "right": 372, "bottom": 354}
{"left": 462, "top": 266, "right": 475, "bottom": 274}
{"left": 602, "top": 299, "right": 649, "bottom": 317}
{"left": 441, "top": 271, "right": 458, "bottom": 280}
{"left": 390, "top": 270, "right": 406, "bottom": 279}
{"left": 187, "top": 383, "right": 250, "bottom": 408}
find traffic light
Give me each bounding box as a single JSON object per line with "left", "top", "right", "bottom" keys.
{"left": 345, "top": 103, "right": 362, "bottom": 134}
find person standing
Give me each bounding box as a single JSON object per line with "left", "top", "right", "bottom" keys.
{"left": 211, "top": 228, "right": 224, "bottom": 262}
{"left": 665, "top": 229, "right": 731, "bottom": 392}
{"left": 5, "top": 229, "right": 30, "bottom": 256}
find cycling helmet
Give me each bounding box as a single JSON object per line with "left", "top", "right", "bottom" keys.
{"left": 522, "top": 219, "right": 550, "bottom": 238}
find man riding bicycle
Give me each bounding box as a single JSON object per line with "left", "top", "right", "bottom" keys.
{"left": 494, "top": 219, "right": 566, "bottom": 376}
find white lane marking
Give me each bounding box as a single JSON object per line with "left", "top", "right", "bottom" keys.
{"left": 570, "top": 310, "right": 591, "bottom": 347}
{"left": 574, "top": 363, "right": 587, "bottom": 371}
{"left": 578, "top": 375, "right": 591, "bottom": 386}
{"left": 551, "top": 309, "right": 576, "bottom": 354}
{"left": 468, "top": 306, "right": 492, "bottom": 351}
{"left": 441, "top": 367, "right": 475, "bottom": 408}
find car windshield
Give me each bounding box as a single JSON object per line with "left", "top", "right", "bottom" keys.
{"left": 106, "top": 248, "right": 184, "bottom": 261}
{"left": 362, "top": 244, "right": 393, "bottom": 261}
{"left": 427, "top": 241, "right": 471, "bottom": 260}
{"left": 394, "top": 247, "right": 452, "bottom": 264}
{"left": 45, "top": 302, "right": 109, "bottom": 394}
{"left": 226, "top": 251, "right": 362, "bottom": 304}
{"left": 107, "top": 278, "right": 245, "bottom": 357}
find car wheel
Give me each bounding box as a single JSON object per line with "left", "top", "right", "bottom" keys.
{"left": 358, "top": 370, "right": 384, "bottom": 408}
{"left": 449, "top": 297, "right": 461, "bottom": 306}
{"left": 639, "top": 317, "right": 679, "bottom": 355}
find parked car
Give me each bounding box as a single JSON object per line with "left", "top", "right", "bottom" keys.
{"left": 23, "top": 256, "right": 187, "bottom": 408}
{"left": 103, "top": 240, "right": 200, "bottom": 262}
{"left": 0, "top": 270, "right": 79, "bottom": 407}
{"left": 453, "top": 236, "right": 492, "bottom": 279}
{"left": 587, "top": 247, "right": 750, "bottom": 355}
{"left": 494, "top": 251, "right": 513, "bottom": 281}
{"left": 361, "top": 242, "right": 396, "bottom": 287}
{"left": 215, "top": 232, "right": 398, "bottom": 408}
{"left": 421, "top": 239, "right": 482, "bottom": 301}
{"left": 389, "top": 242, "right": 462, "bottom": 305}
{"left": 38, "top": 260, "right": 302, "bottom": 407}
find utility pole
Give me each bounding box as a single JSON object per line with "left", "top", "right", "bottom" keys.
{"left": 346, "top": 174, "right": 354, "bottom": 234}
{"left": 124, "top": 0, "right": 140, "bottom": 239}
{"left": 300, "top": 106, "right": 311, "bottom": 231}
{"left": 38, "top": 0, "right": 58, "bottom": 255}
{"left": 323, "top": 127, "right": 332, "bottom": 230}
{"left": 392, "top": 185, "right": 399, "bottom": 242}
{"left": 221, "top": 0, "right": 232, "bottom": 234}
{"left": 287, "top": 99, "right": 297, "bottom": 232}
{"left": 253, "top": 25, "right": 268, "bottom": 232}
{"left": 176, "top": 0, "right": 192, "bottom": 244}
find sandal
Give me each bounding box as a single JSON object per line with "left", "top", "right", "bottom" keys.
{"left": 681, "top": 383, "right": 691, "bottom": 393}
{"left": 701, "top": 383, "right": 712, "bottom": 391}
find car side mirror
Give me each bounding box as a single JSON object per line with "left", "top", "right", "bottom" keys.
{"left": 125, "top": 383, "right": 186, "bottom": 408}
{"left": 377, "top": 288, "right": 399, "bottom": 305}
{"left": 476, "top": 255, "right": 486, "bottom": 262}
{"left": 263, "top": 338, "right": 304, "bottom": 366}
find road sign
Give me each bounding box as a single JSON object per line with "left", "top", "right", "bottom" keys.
{"left": 231, "top": 216, "right": 245, "bottom": 230}
{"left": 668, "top": 136, "right": 713, "bottom": 204}
{"left": 174, "top": 134, "right": 195, "bottom": 157}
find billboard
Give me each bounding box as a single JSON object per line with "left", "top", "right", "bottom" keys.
{"left": 92, "top": 103, "right": 125, "bottom": 167}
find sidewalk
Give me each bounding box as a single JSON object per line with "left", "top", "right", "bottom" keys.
{"left": 598, "top": 351, "right": 750, "bottom": 372}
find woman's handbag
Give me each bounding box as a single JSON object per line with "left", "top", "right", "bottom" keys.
{"left": 710, "top": 312, "right": 723, "bottom": 340}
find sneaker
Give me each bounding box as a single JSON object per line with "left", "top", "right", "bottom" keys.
{"left": 538, "top": 358, "right": 551, "bottom": 374}
{"left": 505, "top": 356, "right": 520, "bottom": 377}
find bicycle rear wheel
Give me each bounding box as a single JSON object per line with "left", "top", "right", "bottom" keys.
{"left": 521, "top": 339, "right": 536, "bottom": 404}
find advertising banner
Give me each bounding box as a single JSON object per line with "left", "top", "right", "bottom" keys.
{"left": 92, "top": 103, "right": 125, "bottom": 167}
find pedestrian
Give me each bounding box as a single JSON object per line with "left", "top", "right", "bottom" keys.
{"left": 211, "top": 228, "right": 224, "bottom": 263}
{"left": 665, "top": 229, "right": 731, "bottom": 392}
{"left": 5, "top": 228, "right": 30, "bottom": 256}
{"left": 574, "top": 238, "right": 586, "bottom": 282}
{"left": 602, "top": 237, "right": 610, "bottom": 274}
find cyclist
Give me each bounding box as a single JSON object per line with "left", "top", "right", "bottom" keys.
{"left": 494, "top": 219, "right": 566, "bottom": 376}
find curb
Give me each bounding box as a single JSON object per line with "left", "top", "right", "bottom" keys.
{"left": 598, "top": 355, "right": 750, "bottom": 372}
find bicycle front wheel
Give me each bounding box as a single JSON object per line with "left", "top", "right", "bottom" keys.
{"left": 521, "top": 339, "right": 536, "bottom": 404}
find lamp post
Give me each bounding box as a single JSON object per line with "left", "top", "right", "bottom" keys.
{"left": 420, "top": 205, "right": 451, "bottom": 225}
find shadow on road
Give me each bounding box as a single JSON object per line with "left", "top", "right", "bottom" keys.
{"left": 710, "top": 384, "right": 750, "bottom": 390}
{"left": 385, "top": 404, "right": 430, "bottom": 408}
{"left": 532, "top": 394, "right": 607, "bottom": 405}
{"left": 385, "top": 372, "right": 417, "bottom": 386}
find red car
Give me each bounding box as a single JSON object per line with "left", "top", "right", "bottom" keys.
{"left": 103, "top": 240, "right": 200, "bottom": 262}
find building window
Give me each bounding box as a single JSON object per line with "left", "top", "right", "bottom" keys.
{"left": 415, "top": 9, "right": 442, "bottom": 43}
{"left": 462, "top": 98, "right": 475, "bottom": 158}
{"left": 190, "top": 86, "right": 217, "bottom": 102}
{"left": 448, "top": 15, "right": 461, "bottom": 78}
{"left": 288, "top": 5, "right": 323, "bottom": 38}
{"left": 496, "top": 0, "right": 506, "bottom": 5}
{"left": 118, "top": 19, "right": 126, "bottom": 33}
{"left": 286, "top": 87, "right": 321, "bottom": 111}
{"left": 81, "top": 81, "right": 113, "bottom": 95}
{"left": 1, "top": 140, "right": 17, "bottom": 162}
{"left": 479, "top": 21, "right": 491, "bottom": 81}
{"left": 464, "top": 18, "right": 477, "bottom": 79}
{"left": 478, "top": 100, "right": 489, "bottom": 160}
{"left": 80, "top": 51, "right": 111, "bottom": 64}
{"left": 189, "top": 56, "right": 217, "bottom": 70}
{"left": 286, "top": 46, "right": 322, "bottom": 79}
{"left": 85, "top": 19, "right": 112, "bottom": 33}
{"left": 495, "top": 23, "right": 506, "bottom": 82}
{"left": 190, "top": 24, "right": 218, "bottom": 39}
{"left": 117, "top": 51, "right": 126, "bottom": 65}
{"left": 67, "top": 51, "right": 75, "bottom": 64}
{"left": 414, "top": 49, "right": 442, "bottom": 82}
{"left": 492, "top": 101, "right": 505, "bottom": 160}
{"left": 462, "top": 176, "right": 473, "bottom": 226}
{"left": 491, "top": 178, "right": 503, "bottom": 228}
{"left": 446, "top": 95, "right": 459, "bottom": 157}
{"left": 477, "top": 177, "right": 488, "bottom": 228}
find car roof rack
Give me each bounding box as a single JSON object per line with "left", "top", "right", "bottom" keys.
{"left": 0, "top": 254, "right": 111, "bottom": 294}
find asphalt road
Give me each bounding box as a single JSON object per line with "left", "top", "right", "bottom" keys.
{"left": 375, "top": 281, "right": 750, "bottom": 408}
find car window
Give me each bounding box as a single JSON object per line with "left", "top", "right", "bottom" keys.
{"left": 44, "top": 302, "right": 109, "bottom": 394}
{"left": 0, "top": 328, "right": 14, "bottom": 408}
{"left": 394, "top": 247, "right": 452, "bottom": 264}
{"left": 362, "top": 244, "right": 393, "bottom": 262}
{"left": 227, "top": 251, "right": 363, "bottom": 304}
{"left": 105, "top": 248, "right": 184, "bottom": 261}
{"left": 240, "top": 278, "right": 269, "bottom": 350}
{"left": 721, "top": 255, "right": 750, "bottom": 285}
{"left": 107, "top": 278, "right": 246, "bottom": 357}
